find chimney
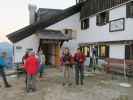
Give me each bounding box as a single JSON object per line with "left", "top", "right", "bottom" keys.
{"left": 28, "top": 4, "right": 37, "bottom": 24}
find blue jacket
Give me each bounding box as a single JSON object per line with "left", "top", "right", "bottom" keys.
{"left": 0, "top": 56, "right": 5, "bottom": 67}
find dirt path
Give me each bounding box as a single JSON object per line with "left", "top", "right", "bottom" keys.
{"left": 0, "top": 68, "right": 132, "bottom": 100}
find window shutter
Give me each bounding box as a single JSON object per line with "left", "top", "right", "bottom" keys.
{"left": 130, "top": 5, "right": 133, "bottom": 17}
{"left": 99, "top": 45, "right": 101, "bottom": 57}
{"left": 96, "top": 15, "right": 100, "bottom": 26}
{"left": 81, "top": 20, "right": 84, "bottom": 29}
{"left": 125, "top": 45, "right": 130, "bottom": 59}
{"left": 106, "top": 12, "right": 109, "bottom": 23}
{"left": 105, "top": 45, "right": 109, "bottom": 58}
{"left": 81, "top": 18, "right": 89, "bottom": 30}
{"left": 126, "top": 3, "right": 130, "bottom": 18}
{"left": 126, "top": 2, "right": 133, "bottom": 18}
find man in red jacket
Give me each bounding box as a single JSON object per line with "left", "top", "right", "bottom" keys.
{"left": 74, "top": 48, "right": 86, "bottom": 85}
{"left": 24, "top": 51, "right": 39, "bottom": 92}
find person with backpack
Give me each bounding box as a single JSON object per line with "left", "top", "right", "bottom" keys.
{"left": 62, "top": 47, "right": 73, "bottom": 86}
{"left": 22, "top": 51, "right": 29, "bottom": 64}
{"left": 74, "top": 48, "right": 86, "bottom": 85}
{"left": 0, "top": 52, "right": 11, "bottom": 88}
{"left": 24, "top": 51, "right": 39, "bottom": 92}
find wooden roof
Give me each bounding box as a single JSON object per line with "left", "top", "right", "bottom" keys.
{"left": 80, "top": 0, "right": 131, "bottom": 19}
{"left": 7, "top": 3, "right": 82, "bottom": 43}
{"left": 37, "top": 29, "right": 70, "bottom": 40}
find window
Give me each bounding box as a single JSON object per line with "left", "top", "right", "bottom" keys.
{"left": 126, "top": 1, "right": 133, "bottom": 18}
{"left": 96, "top": 11, "right": 109, "bottom": 26}
{"left": 81, "top": 18, "right": 89, "bottom": 30}
{"left": 125, "top": 44, "right": 133, "bottom": 59}
{"left": 80, "top": 46, "right": 90, "bottom": 57}
{"left": 80, "top": 47, "right": 84, "bottom": 53}
{"left": 99, "top": 45, "right": 109, "bottom": 58}
{"left": 80, "top": 45, "right": 109, "bottom": 58}
{"left": 84, "top": 46, "right": 90, "bottom": 57}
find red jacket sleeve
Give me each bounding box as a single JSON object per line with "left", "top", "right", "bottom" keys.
{"left": 24, "top": 58, "right": 28, "bottom": 71}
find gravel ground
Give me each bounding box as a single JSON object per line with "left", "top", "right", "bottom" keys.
{"left": 0, "top": 68, "right": 132, "bottom": 100}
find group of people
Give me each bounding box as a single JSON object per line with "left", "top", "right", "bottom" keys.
{"left": 23, "top": 47, "right": 86, "bottom": 92}
{"left": 22, "top": 49, "right": 46, "bottom": 92}
{"left": 0, "top": 47, "right": 86, "bottom": 93}
{"left": 61, "top": 47, "right": 86, "bottom": 86}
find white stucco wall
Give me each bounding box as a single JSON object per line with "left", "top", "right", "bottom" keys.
{"left": 109, "top": 44, "right": 125, "bottom": 59}
{"left": 78, "top": 4, "right": 133, "bottom": 43}
{"left": 47, "top": 13, "right": 81, "bottom": 31}
{"left": 47, "top": 4, "right": 133, "bottom": 57}
{"left": 14, "top": 34, "right": 39, "bottom": 63}
{"left": 47, "top": 13, "right": 81, "bottom": 54}
{"left": 45, "top": 3, "right": 133, "bottom": 59}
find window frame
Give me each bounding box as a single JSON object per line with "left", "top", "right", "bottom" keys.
{"left": 125, "top": 44, "right": 133, "bottom": 60}
{"left": 80, "top": 46, "right": 90, "bottom": 57}
{"left": 98, "top": 45, "right": 109, "bottom": 58}
{"left": 126, "top": 1, "right": 133, "bottom": 18}
{"left": 81, "top": 18, "right": 89, "bottom": 30}
{"left": 109, "top": 18, "right": 125, "bottom": 32}
{"left": 96, "top": 11, "right": 109, "bottom": 26}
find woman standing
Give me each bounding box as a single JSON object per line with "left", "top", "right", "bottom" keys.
{"left": 24, "top": 51, "right": 39, "bottom": 92}
{"left": 62, "top": 48, "right": 73, "bottom": 86}
{"left": 22, "top": 51, "right": 29, "bottom": 64}
{"left": 38, "top": 50, "right": 46, "bottom": 78}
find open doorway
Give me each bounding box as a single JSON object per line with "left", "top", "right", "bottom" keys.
{"left": 40, "top": 43, "right": 55, "bottom": 65}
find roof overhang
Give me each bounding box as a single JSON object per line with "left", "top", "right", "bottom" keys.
{"left": 6, "top": 3, "right": 82, "bottom": 43}
{"left": 37, "top": 29, "right": 70, "bottom": 41}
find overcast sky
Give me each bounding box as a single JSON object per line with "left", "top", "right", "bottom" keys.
{"left": 0, "top": 0, "right": 75, "bottom": 42}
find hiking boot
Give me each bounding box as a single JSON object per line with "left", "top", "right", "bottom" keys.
{"left": 62, "top": 83, "right": 66, "bottom": 86}
{"left": 32, "top": 88, "right": 36, "bottom": 92}
{"left": 81, "top": 81, "right": 84, "bottom": 85}
{"left": 81, "top": 82, "right": 84, "bottom": 86}
{"left": 68, "top": 83, "right": 72, "bottom": 86}
{"left": 76, "top": 81, "right": 79, "bottom": 85}
{"left": 5, "top": 84, "right": 11, "bottom": 88}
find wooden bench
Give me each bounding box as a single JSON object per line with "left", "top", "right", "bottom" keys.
{"left": 104, "top": 58, "right": 133, "bottom": 77}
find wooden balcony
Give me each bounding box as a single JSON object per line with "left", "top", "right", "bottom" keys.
{"left": 80, "top": 0, "right": 131, "bottom": 19}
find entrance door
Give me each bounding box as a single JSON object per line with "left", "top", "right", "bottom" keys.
{"left": 40, "top": 42, "right": 61, "bottom": 65}
{"left": 41, "top": 44, "right": 53, "bottom": 65}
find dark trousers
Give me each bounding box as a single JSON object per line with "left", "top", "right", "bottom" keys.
{"left": 26, "top": 74, "right": 36, "bottom": 92}
{"left": 0, "top": 67, "right": 9, "bottom": 86}
{"left": 75, "top": 63, "right": 84, "bottom": 85}
{"left": 39, "top": 64, "right": 45, "bottom": 78}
